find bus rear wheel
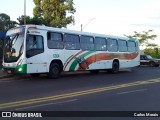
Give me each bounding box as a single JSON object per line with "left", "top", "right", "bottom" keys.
{"left": 108, "top": 61, "right": 119, "bottom": 74}
{"left": 49, "top": 63, "right": 61, "bottom": 79}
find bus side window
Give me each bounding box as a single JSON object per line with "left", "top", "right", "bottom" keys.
{"left": 95, "top": 37, "right": 107, "bottom": 51}
{"left": 47, "top": 32, "right": 64, "bottom": 49}
{"left": 64, "top": 34, "right": 80, "bottom": 50}
{"left": 128, "top": 41, "right": 136, "bottom": 52}
{"left": 135, "top": 41, "right": 139, "bottom": 52}
{"left": 26, "top": 35, "right": 44, "bottom": 58}
{"left": 118, "top": 40, "right": 127, "bottom": 52}
{"left": 26, "top": 35, "right": 43, "bottom": 50}
{"left": 26, "top": 35, "right": 34, "bottom": 51}
{"left": 80, "top": 36, "right": 94, "bottom": 50}
{"left": 107, "top": 38, "right": 118, "bottom": 52}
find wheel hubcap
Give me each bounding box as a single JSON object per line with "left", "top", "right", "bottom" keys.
{"left": 53, "top": 67, "right": 58, "bottom": 75}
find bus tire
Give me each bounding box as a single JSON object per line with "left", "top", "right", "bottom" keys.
{"left": 49, "top": 63, "right": 61, "bottom": 79}
{"left": 109, "top": 61, "right": 119, "bottom": 74}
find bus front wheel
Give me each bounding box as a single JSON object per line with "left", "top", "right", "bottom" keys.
{"left": 49, "top": 63, "right": 61, "bottom": 79}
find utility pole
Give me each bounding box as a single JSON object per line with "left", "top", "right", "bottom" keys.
{"left": 24, "top": 0, "right": 26, "bottom": 25}
{"left": 81, "top": 24, "right": 83, "bottom": 31}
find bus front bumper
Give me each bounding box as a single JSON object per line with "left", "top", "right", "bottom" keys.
{"left": 2, "top": 64, "right": 27, "bottom": 74}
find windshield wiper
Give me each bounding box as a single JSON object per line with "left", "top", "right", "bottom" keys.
{"left": 10, "top": 34, "right": 19, "bottom": 46}
{"left": 5, "top": 34, "right": 19, "bottom": 50}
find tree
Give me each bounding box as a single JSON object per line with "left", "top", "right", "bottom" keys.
{"left": 126, "top": 30, "right": 160, "bottom": 58}
{"left": 17, "top": 15, "right": 44, "bottom": 25}
{"left": 0, "top": 13, "right": 17, "bottom": 62}
{"left": 146, "top": 43, "right": 159, "bottom": 49}
{"left": 17, "top": 15, "right": 32, "bottom": 25}
{"left": 33, "top": 0, "right": 76, "bottom": 28}
{"left": 144, "top": 43, "right": 160, "bottom": 57}
{"left": 125, "top": 30, "right": 157, "bottom": 47}
{"left": 0, "top": 13, "right": 17, "bottom": 31}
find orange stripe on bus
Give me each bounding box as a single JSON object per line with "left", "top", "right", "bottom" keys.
{"left": 77, "top": 52, "right": 138, "bottom": 70}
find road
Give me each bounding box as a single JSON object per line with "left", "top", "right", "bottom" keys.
{"left": 0, "top": 66, "right": 160, "bottom": 119}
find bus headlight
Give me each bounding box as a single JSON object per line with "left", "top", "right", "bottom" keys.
{"left": 18, "top": 68, "right": 23, "bottom": 72}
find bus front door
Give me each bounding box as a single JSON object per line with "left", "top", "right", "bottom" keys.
{"left": 26, "top": 34, "right": 47, "bottom": 74}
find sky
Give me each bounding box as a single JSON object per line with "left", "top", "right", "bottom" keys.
{"left": 0, "top": 0, "right": 160, "bottom": 45}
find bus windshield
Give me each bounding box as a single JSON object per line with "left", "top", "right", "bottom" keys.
{"left": 4, "top": 27, "right": 25, "bottom": 62}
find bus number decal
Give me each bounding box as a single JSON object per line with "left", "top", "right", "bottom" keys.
{"left": 53, "top": 54, "right": 59, "bottom": 58}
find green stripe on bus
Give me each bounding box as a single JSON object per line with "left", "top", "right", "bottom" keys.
{"left": 15, "top": 64, "right": 27, "bottom": 74}
{"left": 69, "top": 51, "right": 95, "bottom": 71}
{"left": 65, "top": 55, "right": 74, "bottom": 63}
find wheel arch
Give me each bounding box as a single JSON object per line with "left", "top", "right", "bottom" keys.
{"left": 49, "top": 59, "right": 63, "bottom": 72}
{"left": 107, "top": 59, "right": 120, "bottom": 74}
{"left": 113, "top": 59, "right": 119, "bottom": 66}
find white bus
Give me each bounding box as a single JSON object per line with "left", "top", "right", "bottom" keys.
{"left": 2, "top": 25, "right": 140, "bottom": 78}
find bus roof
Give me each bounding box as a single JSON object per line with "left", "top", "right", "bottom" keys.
{"left": 24, "top": 25, "right": 132, "bottom": 40}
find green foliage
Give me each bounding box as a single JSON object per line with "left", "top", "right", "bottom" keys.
{"left": 151, "top": 54, "right": 160, "bottom": 59}
{"left": 0, "top": 13, "right": 17, "bottom": 31}
{"left": 144, "top": 48, "right": 160, "bottom": 59}
{"left": 146, "top": 43, "right": 159, "bottom": 49}
{"left": 0, "top": 13, "right": 17, "bottom": 63}
{"left": 17, "top": 15, "right": 44, "bottom": 25}
{"left": 125, "top": 30, "right": 157, "bottom": 47}
{"left": 33, "top": 0, "right": 76, "bottom": 28}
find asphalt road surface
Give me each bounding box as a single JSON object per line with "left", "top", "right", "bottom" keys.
{"left": 0, "top": 66, "right": 160, "bottom": 119}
